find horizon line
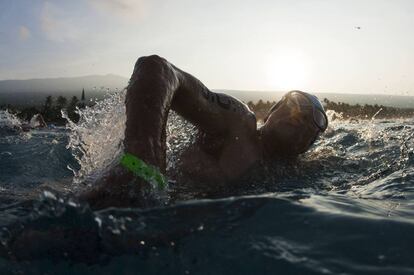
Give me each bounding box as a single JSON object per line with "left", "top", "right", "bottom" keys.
{"left": 0, "top": 74, "right": 413, "bottom": 97}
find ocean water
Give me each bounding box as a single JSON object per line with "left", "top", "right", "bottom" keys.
{"left": 0, "top": 92, "right": 414, "bottom": 274}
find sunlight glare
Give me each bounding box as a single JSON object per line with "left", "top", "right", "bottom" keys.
{"left": 265, "top": 51, "right": 309, "bottom": 91}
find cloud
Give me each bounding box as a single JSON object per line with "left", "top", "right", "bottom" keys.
{"left": 18, "top": 26, "right": 31, "bottom": 41}
{"left": 88, "top": 0, "right": 148, "bottom": 23}
{"left": 40, "top": 2, "right": 82, "bottom": 42}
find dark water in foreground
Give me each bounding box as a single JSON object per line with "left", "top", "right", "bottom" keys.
{"left": 1, "top": 115, "right": 414, "bottom": 274}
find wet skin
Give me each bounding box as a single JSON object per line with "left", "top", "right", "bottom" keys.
{"left": 80, "top": 55, "right": 320, "bottom": 209}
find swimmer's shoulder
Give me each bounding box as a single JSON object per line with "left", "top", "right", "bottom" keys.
{"left": 208, "top": 91, "right": 257, "bottom": 129}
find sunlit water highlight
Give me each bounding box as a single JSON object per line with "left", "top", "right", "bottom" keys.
{"left": 0, "top": 92, "right": 414, "bottom": 274}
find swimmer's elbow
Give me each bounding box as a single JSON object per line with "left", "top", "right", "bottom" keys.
{"left": 131, "top": 55, "right": 178, "bottom": 86}
{"left": 134, "top": 55, "right": 169, "bottom": 73}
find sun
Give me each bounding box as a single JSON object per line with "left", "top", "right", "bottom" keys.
{"left": 265, "top": 51, "right": 309, "bottom": 91}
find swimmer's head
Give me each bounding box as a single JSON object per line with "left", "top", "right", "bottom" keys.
{"left": 260, "top": 90, "right": 328, "bottom": 157}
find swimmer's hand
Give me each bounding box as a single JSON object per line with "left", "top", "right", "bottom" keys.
{"left": 78, "top": 165, "right": 159, "bottom": 210}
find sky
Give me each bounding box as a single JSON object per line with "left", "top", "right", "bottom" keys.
{"left": 1, "top": 0, "right": 414, "bottom": 95}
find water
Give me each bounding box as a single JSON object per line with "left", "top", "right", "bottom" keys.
{"left": 1, "top": 93, "right": 414, "bottom": 274}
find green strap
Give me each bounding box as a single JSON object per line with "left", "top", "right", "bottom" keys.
{"left": 120, "top": 153, "right": 167, "bottom": 189}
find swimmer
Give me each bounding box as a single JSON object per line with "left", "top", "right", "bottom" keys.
{"left": 33, "top": 114, "right": 47, "bottom": 128}
{"left": 80, "top": 55, "right": 328, "bottom": 209}
{"left": 21, "top": 114, "right": 47, "bottom": 131}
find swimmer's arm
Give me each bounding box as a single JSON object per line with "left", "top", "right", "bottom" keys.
{"left": 124, "top": 55, "right": 180, "bottom": 170}
{"left": 171, "top": 66, "right": 251, "bottom": 136}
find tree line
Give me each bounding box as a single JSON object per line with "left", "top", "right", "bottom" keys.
{"left": 322, "top": 98, "right": 414, "bottom": 119}
{"left": 2, "top": 96, "right": 413, "bottom": 126}
{"left": 1, "top": 95, "right": 86, "bottom": 125}
{"left": 247, "top": 98, "right": 414, "bottom": 121}
{"left": 246, "top": 100, "right": 275, "bottom": 121}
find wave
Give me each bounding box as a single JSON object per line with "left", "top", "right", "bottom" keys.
{"left": 1, "top": 193, "right": 414, "bottom": 274}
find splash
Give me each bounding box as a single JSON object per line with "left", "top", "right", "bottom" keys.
{"left": 64, "top": 89, "right": 197, "bottom": 188}
{"left": 64, "top": 89, "right": 127, "bottom": 186}
{"left": 0, "top": 110, "right": 22, "bottom": 130}
{"left": 298, "top": 109, "right": 414, "bottom": 198}
{"left": 165, "top": 111, "right": 198, "bottom": 172}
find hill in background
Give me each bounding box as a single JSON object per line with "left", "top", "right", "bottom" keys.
{"left": 0, "top": 74, "right": 128, "bottom": 106}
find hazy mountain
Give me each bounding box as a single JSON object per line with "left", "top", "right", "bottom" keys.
{"left": 1, "top": 75, "right": 414, "bottom": 108}
{"left": 0, "top": 74, "right": 128, "bottom": 106}
{"left": 0, "top": 74, "right": 128, "bottom": 93}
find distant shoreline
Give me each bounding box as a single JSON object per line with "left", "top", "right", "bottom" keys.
{"left": 247, "top": 98, "right": 414, "bottom": 121}
{"left": 1, "top": 74, "right": 414, "bottom": 109}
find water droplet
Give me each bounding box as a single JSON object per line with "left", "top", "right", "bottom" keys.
{"left": 94, "top": 217, "right": 102, "bottom": 227}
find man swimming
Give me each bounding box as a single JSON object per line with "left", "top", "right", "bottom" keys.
{"left": 80, "top": 55, "right": 328, "bottom": 209}
{"left": 21, "top": 114, "right": 47, "bottom": 131}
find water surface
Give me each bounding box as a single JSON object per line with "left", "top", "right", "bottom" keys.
{"left": 0, "top": 101, "right": 413, "bottom": 274}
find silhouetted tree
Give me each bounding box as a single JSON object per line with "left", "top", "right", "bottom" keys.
{"left": 67, "top": 96, "right": 80, "bottom": 122}
{"left": 56, "top": 96, "right": 67, "bottom": 110}
{"left": 42, "top": 96, "right": 54, "bottom": 122}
